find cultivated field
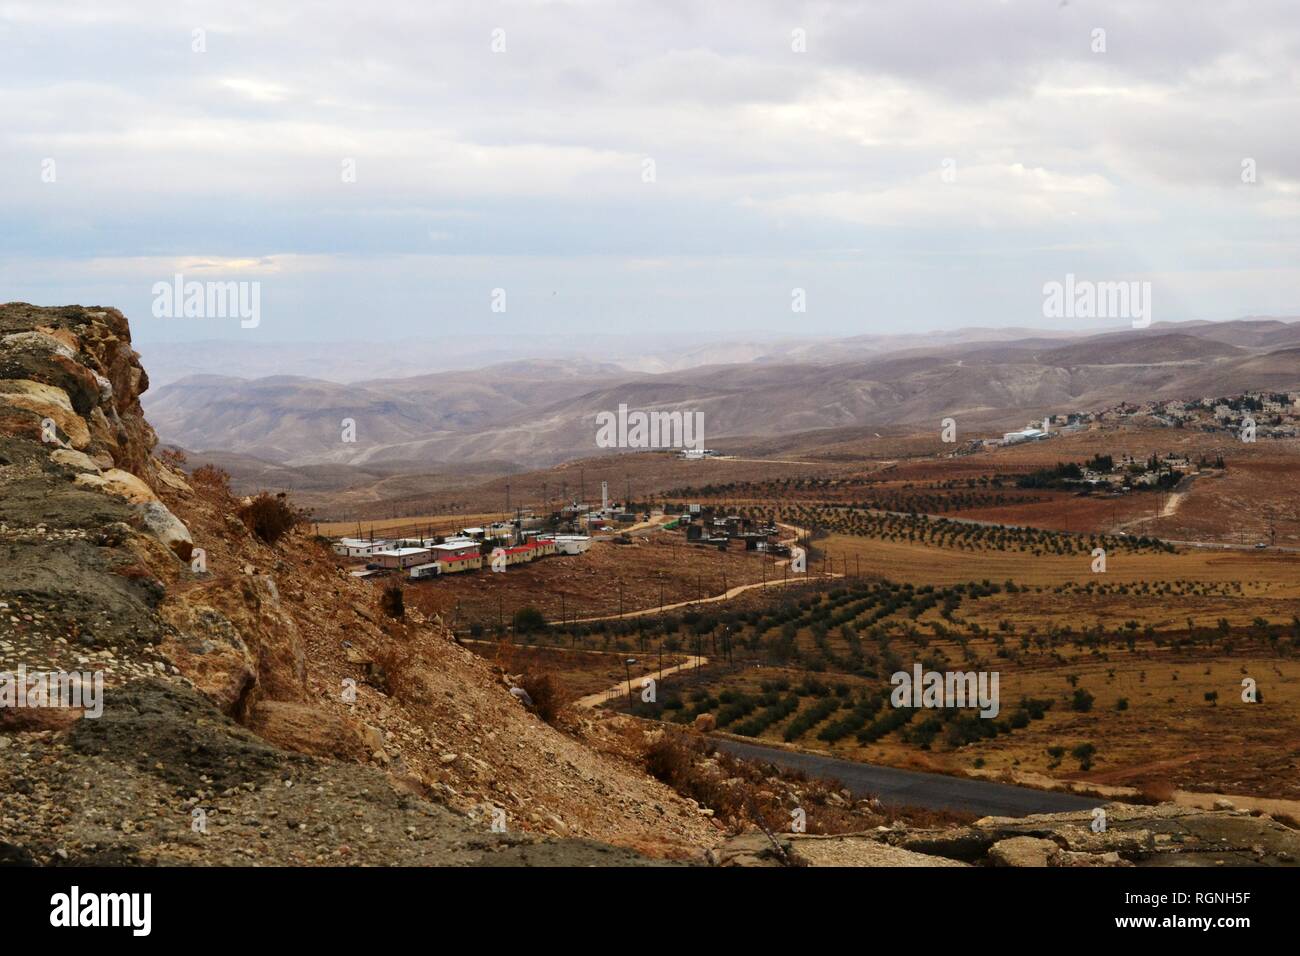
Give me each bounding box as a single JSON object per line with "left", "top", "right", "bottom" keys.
{"left": 327, "top": 420, "right": 1300, "bottom": 806}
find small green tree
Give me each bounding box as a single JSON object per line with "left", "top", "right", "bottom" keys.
{"left": 379, "top": 582, "right": 404, "bottom": 619}
{"left": 1071, "top": 742, "right": 1097, "bottom": 770}
{"left": 513, "top": 606, "right": 546, "bottom": 634}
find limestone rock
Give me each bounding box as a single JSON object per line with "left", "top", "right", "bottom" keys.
{"left": 132, "top": 499, "right": 195, "bottom": 562}
{"left": 988, "top": 836, "right": 1062, "bottom": 867}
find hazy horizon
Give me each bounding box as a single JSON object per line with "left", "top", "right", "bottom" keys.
{"left": 4, "top": 0, "right": 1299, "bottom": 345}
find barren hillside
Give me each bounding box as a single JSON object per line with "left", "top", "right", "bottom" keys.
{"left": 144, "top": 321, "right": 1300, "bottom": 470}
{"left": 0, "top": 303, "right": 719, "bottom": 864}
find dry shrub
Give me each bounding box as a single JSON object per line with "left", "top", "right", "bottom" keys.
{"left": 238, "top": 491, "right": 306, "bottom": 545}
{"left": 1274, "top": 810, "right": 1300, "bottom": 830}
{"left": 519, "top": 672, "right": 561, "bottom": 724}
{"left": 190, "top": 464, "right": 233, "bottom": 496}
{"left": 643, "top": 732, "right": 748, "bottom": 821}
{"left": 379, "top": 582, "right": 405, "bottom": 619}
{"left": 368, "top": 643, "right": 422, "bottom": 702}
{"left": 645, "top": 733, "right": 705, "bottom": 789}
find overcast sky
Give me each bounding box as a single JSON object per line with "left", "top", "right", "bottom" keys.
{"left": 2, "top": 0, "right": 1298, "bottom": 345}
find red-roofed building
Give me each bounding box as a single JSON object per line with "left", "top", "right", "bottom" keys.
{"left": 498, "top": 539, "right": 556, "bottom": 566}
{"left": 436, "top": 552, "right": 483, "bottom": 574}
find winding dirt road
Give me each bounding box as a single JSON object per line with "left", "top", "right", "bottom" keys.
{"left": 573, "top": 654, "right": 709, "bottom": 709}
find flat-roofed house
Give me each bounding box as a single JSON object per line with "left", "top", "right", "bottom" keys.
{"left": 431, "top": 539, "right": 481, "bottom": 561}
{"left": 437, "top": 552, "right": 483, "bottom": 574}
{"left": 498, "top": 539, "right": 557, "bottom": 566}
{"left": 550, "top": 535, "right": 592, "bottom": 555}
{"left": 372, "top": 547, "right": 433, "bottom": 570}
{"left": 333, "top": 537, "right": 392, "bottom": 558}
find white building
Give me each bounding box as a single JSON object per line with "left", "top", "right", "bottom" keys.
{"left": 372, "top": 547, "right": 433, "bottom": 570}
{"left": 333, "top": 537, "right": 393, "bottom": 558}
{"left": 430, "top": 539, "right": 481, "bottom": 560}
{"left": 1002, "top": 428, "right": 1048, "bottom": 445}
{"left": 550, "top": 534, "right": 592, "bottom": 555}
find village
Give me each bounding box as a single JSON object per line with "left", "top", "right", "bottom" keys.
{"left": 1052, "top": 389, "right": 1300, "bottom": 439}
{"left": 329, "top": 478, "right": 788, "bottom": 585}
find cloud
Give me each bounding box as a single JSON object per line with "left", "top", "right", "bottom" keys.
{"left": 0, "top": 0, "right": 1297, "bottom": 339}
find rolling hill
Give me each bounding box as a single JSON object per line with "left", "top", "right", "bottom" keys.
{"left": 145, "top": 320, "right": 1300, "bottom": 470}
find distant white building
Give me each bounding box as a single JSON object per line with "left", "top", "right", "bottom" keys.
{"left": 1002, "top": 428, "right": 1048, "bottom": 445}
{"left": 333, "top": 537, "right": 392, "bottom": 558}
{"left": 550, "top": 535, "right": 592, "bottom": 555}
{"left": 372, "top": 547, "right": 433, "bottom": 570}
{"left": 430, "top": 539, "right": 481, "bottom": 560}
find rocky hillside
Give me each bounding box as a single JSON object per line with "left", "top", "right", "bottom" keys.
{"left": 2, "top": 303, "right": 1293, "bottom": 869}
{"left": 0, "top": 303, "right": 717, "bottom": 865}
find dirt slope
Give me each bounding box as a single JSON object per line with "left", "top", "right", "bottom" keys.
{"left": 0, "top": 303, "right": 718, "bottom": 865}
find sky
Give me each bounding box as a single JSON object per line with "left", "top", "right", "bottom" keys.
{"left": 2, "top": 0, "right": 1298, "bottom": 346}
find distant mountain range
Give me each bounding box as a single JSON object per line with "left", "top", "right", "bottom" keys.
{"left": 145, "top": 318, "right": 1300, "bottom": 470}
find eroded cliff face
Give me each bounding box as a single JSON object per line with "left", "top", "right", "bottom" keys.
{"left": 0, "top": 304, "right": 159, "bottom": 480}
{"left": 0, "top": 303, "right": 719, "bottom": 865}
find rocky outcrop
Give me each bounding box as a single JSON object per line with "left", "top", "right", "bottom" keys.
{"left": 0, "top": 304, "right": 192, "bottom": 561}
{"left": 0, "top": 303, "right": 722, "bottom": 866}
{"left": 0, "top": 305, "right": 158, "bottom": 478}
{"left": 708, "top": 801, "right": 1300, "bottom": 867}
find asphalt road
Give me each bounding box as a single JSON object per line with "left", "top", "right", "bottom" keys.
{"left": 713, "top": 738, "right": 1100, "bottom": 818}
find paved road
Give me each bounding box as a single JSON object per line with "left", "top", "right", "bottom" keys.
{"left": 713, "top": 738, "right": 1099, "bottom": 818}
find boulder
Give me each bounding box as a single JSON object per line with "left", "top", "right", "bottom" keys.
{"left": 988, "top": 836, "right": 1063, "bottom": 867}
{"left": 76, "top": 467, "right": 157, "bottom": 504}
{"left": 131, "top": 499, "right": 194, "bottom": 562}
{"left": 0, "top": 379, "right": 90, "bottom": 447}
{"left": 50, "top": 448, "right": 103, "bottom": 473}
